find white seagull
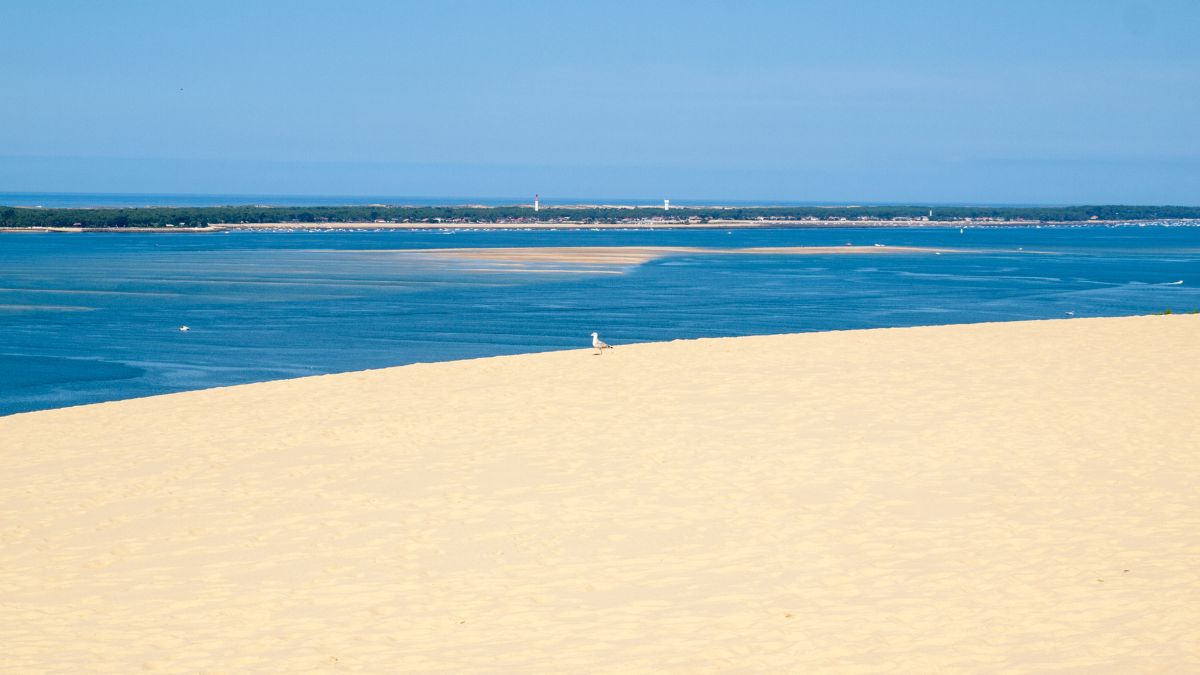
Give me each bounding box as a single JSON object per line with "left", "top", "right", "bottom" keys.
{"left": 591, "top": 332, "right": 613, "bottom": 355}
{"left": 178, "top": 325, "right": 190, "bottom": 332}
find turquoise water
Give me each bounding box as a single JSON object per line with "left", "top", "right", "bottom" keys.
{"left": 2, "top": 225, "right": 1197, "bottom": 415}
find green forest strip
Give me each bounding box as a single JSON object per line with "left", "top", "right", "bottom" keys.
{"left": 3, "top": 204, "right": 1200, "bottom": 229}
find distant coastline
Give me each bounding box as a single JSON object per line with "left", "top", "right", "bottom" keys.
{"left": 5, "top": 219, "right": 1199, "bottom": 234}
{"left": 3, "top": 202, "right": 1200, "bottom": 231}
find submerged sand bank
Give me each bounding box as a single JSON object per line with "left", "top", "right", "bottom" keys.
{"left": 413, "top": 244, "right": 960, "bottom": 267}
{"left": 3, "top": 316, "right": 1199, "bottom": 672}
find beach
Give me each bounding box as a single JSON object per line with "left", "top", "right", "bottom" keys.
{"left": 2, "top": 315, "right": 1199, "bottom": 672}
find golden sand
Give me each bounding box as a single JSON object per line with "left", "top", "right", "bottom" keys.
{"left": 2, "top": 316, "right": 1199, "bottom": 672}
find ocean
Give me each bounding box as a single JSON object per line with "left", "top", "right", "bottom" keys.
{"left": 2, "top": 224, "right": 1197, "bottom": 415}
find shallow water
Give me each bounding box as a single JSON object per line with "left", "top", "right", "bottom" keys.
{"left": 2, "top": 225, "right": 1197, "bottom": 415}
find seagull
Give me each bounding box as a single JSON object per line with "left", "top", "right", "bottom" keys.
{"left": 178, "top": 325, "right": 190, "bottom": 332}
{"left": 591, "top": 332, "right": 612, "bottom": 355}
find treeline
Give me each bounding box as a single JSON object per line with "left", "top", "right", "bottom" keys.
{"left": 2, "top": 204, "right": 1199, "bottom": 228}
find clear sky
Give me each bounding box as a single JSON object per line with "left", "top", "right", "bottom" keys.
{"left": 1, "top": 0, "right": 1197, "bottom": 204}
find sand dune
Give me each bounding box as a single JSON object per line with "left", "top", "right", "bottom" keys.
{"left": 2, "top": 316, "right": 1199, "bottom": 672}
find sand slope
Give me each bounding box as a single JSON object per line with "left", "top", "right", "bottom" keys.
{"left": 2, "top": 316, "right": 1199, "bottom": 673}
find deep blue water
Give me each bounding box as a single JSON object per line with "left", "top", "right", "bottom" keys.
{"left": 1, "top": 225, "right": 1197, "bottom": 416}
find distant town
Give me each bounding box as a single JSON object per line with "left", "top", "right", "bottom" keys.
{"left": 3, "top": 203, "right": 1200, "bottom": 230}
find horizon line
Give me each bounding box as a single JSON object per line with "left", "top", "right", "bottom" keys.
{"left": 4, "top": 191, "right": 1198, "bottom": 209}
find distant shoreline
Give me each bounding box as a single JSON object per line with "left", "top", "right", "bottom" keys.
{"left": 2, "top": 218, "right": 1198, "bottom": 233}
{"left": 5, "top": 203, "right": 1200, "bottom": 230}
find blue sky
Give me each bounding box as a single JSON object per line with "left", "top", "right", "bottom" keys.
{"left": 1, "top": 0, "right": 1197, "bottom": 203}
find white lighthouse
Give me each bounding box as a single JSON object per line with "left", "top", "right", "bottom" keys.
{"left": 663, "top": 198, "right": 670, "bottom": 212}
{"left": 534, "top": 194, "right": 540, "bottom": 212}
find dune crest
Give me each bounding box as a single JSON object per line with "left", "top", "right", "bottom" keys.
{"left": 2, "top": 316, "right": 1199, "bottom": 672}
